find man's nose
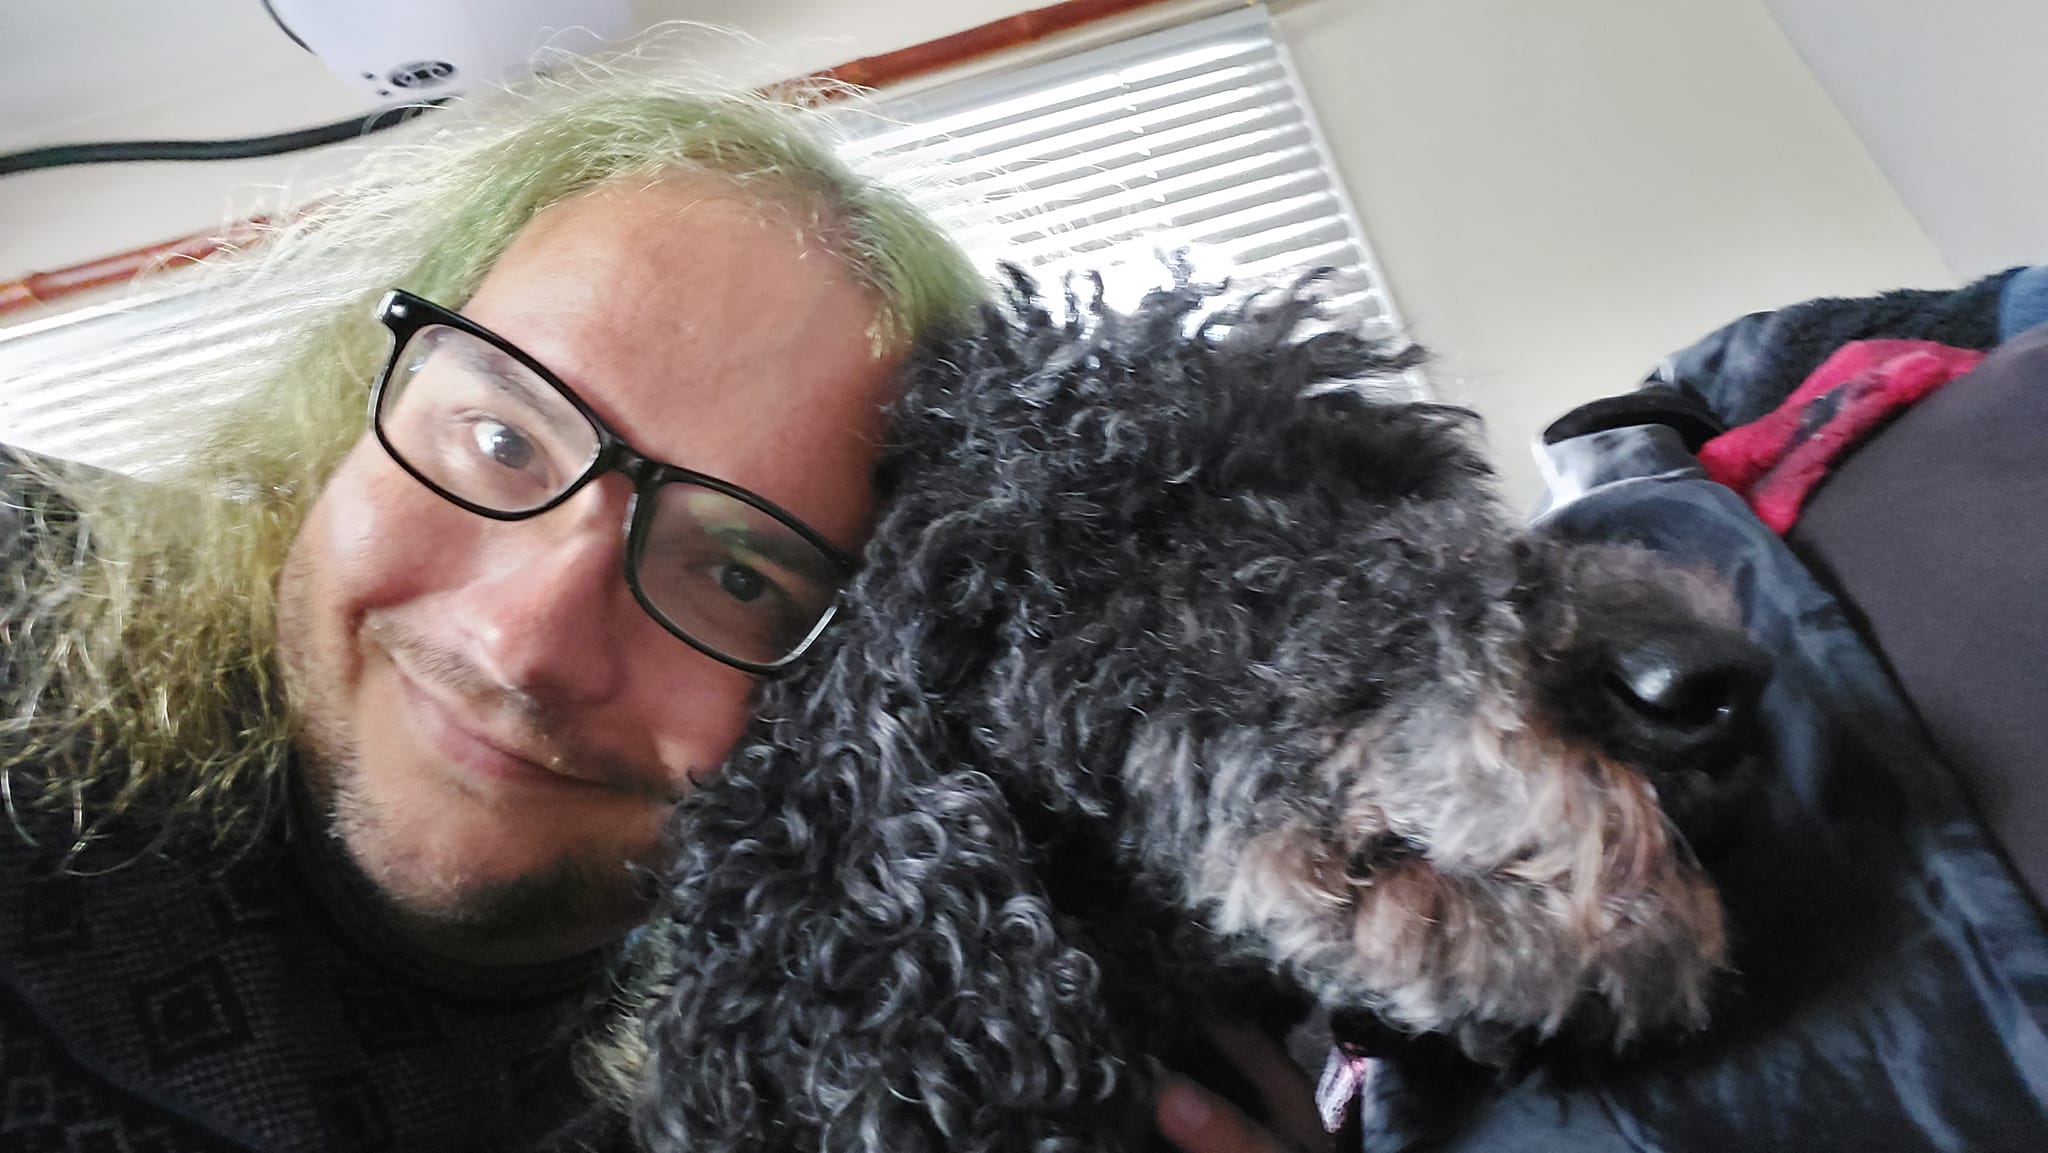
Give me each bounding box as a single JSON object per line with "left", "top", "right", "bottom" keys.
{"left": 452, "top": 478, "right": 636, "bottom": 704}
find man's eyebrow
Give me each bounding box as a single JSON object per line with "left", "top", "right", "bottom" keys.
{"left": 455, "top": 341, "right": 564, "bottom": 413}
{"left": 699, "top": 519, "right": 843, "bottom": 583}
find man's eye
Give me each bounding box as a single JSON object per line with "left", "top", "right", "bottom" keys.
{"left": 715, "top": 561, "right": 770, "bottom": 603}
{"left": 471, "top": 419, "right": 536, "bottom": 470}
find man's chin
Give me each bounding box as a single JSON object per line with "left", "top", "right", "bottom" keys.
{"left": 372, "top": 854, "right": 653, "bottom": 965}
{"left": 325, "top": 788, "right": 659, "bottom": 965}
{"left": 291, "top": 689, "right": 672, "bottom": 965}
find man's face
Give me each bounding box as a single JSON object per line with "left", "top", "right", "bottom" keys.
{"left": 276, "top": 177, "right": 901, "bottom": 963}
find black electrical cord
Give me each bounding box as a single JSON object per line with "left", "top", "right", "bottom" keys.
{"left": 0, "top": 99, "right": 451, "bottom": 177}
{"left": 260, "top": 0, "right": 311, "bottom": 52}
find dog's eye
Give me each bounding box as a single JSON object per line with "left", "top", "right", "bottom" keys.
{"left": 1345, "top": 836, "right": 1420, "bottom": 883}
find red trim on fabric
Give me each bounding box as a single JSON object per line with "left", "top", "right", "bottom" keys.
{"left": 1699, "top": 340, "right": 1985, "bottom": 534}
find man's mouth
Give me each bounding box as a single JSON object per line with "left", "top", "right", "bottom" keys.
{"left": 391, "top": 663, "right": 607, "bottom": 794}
{"left": 364, "top": 616, "right": 687, "bottom": 802}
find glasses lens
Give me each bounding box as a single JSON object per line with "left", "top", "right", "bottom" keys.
{"left": 377, "top": 325, "right": 601, "bottom": 514}
{"left": 634, "top": 481, "right": 845, "bottom": 667}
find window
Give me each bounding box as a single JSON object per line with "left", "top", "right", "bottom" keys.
{"left": 842, "top": 6, "right": 1401, "bottom": 332}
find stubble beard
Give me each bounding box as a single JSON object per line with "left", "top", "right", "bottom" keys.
{"left": 275, "top": 546, "right": 655, "bottom": 964}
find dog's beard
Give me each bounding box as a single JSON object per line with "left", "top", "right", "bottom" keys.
{"left": 1136, "top": 696, "right": 1728, "bottom": 1055}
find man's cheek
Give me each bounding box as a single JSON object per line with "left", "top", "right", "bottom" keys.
{"left": 643, "top": 687, "right": 752, "bottom": 796}
{"left": 318, "top": 448, "right": 476, "bottom": 607}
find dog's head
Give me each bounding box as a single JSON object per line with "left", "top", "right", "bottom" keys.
{"left": 867, "top": 272, "right": 1767, "bottom": 1061}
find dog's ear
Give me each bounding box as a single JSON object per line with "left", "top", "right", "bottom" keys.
{"left": 620, "top": 662, "right": 1151, "bottom": 1153}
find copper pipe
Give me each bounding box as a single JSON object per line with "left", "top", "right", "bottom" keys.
{"left": 1, "top": 217, "right": 273, "bottom": 316}
{"left": 807, "top": 0, "right": 1180, "bottom": 92}
{"left": 1, "top": 0, "right": 1190, "bottom": 318}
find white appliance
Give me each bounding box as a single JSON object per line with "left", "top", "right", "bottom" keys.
{"left": 266, "top": 0, "right": 637, "bottom": 105}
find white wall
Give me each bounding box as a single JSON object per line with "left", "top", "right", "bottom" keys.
{"left": 1273, "top": 0, "right": 1952, "bottom": 500}
{"left": 1761, "top": 0, "right": 2048, "bottom": 280}
{"left": 1, "top": 0, "right": 1955, "bottom": 502}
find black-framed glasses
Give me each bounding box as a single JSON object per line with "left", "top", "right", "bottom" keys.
{"left": 370, "top": 288, "right": 854, "bottom": 675}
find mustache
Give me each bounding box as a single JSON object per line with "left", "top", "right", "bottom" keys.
{"left": 364, "top": 614, "right": 685, "bottom": 802}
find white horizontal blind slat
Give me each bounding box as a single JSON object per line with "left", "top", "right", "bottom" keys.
{"left": 842, "top": 6, "right": 1405, "bottom": 343}
{"left": 0, "top": 4, "right": 1409, "bottom": 475}
{"left": 0, "top": 285, "right": 308, "bottom": 474}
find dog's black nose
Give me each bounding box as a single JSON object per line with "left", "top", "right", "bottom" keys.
{"left": 1606, "top": 631, "right": 1771, "bottom": 747}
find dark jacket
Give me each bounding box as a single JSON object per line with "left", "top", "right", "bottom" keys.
{"left": 1410, "top": 275, "right": 2048, "bottom": 1153}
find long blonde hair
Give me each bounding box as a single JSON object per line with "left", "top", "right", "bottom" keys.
{"left": 0, "top": 68, "right": 983, "bottom": 855}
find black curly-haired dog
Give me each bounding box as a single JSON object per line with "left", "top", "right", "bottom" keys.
{"left": 611, "top": 273, "right": 1769, "bottom": 1153}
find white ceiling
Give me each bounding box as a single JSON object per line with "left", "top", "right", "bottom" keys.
{"left": 0, "top": 0, "right": 887, "bottom": 154}
{"left": 0, "top": 0, "right": 998, "bottom": 280}
{"left": 0, "top": 0, "right": 363, "bottom": 153}
{"left": 1759, "top": 0, "right": 2047, "bottom": 278}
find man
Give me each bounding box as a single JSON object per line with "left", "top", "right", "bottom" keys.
{"left": 1, "top": 71, "right": 1317, "bottom": 1153}
{"left": 0, "top": 74, "right": 980, "bottom": 1151}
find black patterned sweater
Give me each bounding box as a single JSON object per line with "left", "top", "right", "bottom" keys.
{"left": 0, "top": 453, "right": 616, "bottom": 1152}
{"left": 0, "top": 783, "right": 614, "bottom": 1153}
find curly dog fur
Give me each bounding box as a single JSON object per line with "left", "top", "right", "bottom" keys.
{"left": 615, "top": 272, "right": 1767, "bottom": 1153}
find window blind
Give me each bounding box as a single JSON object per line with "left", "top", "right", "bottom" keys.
{"left": 840, "top": 5, "right": 1403, "bottom": 335}
{"left": 0, "top": 4, "right": 1406, "bottom": 475}
{"left": 0, "top": 283, "right": 319, "bottom": 475}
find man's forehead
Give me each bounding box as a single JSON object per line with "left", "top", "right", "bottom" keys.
{"left": 467, "top": 182, "right": 871, "bottom": 388}
{"left": 448, "top": 177, "right": 898, "bottom": 542}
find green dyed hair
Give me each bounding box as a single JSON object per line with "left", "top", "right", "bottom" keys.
{"left": 0, "top": 68, "right": 984, "bottom": 855}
